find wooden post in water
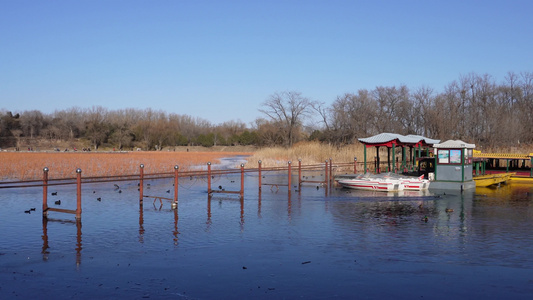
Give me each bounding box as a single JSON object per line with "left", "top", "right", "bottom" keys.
{"left": 139, "top": 164, "right": 144, "bottom": 206}
{"left": 287, "top": 161, "right": 292, "bottom": 193}
{"left": 354, "top": 157, "right": 357, "bottom": 174}
{"left": 258, "top": 160, "right": 262, "bottom": 191}
{"left": 42, "top": 167, "right": 49, "bottom": 217}
{"left": 172, "top": 165, "right": 179, "bottom": 209}
{"left": 324, "top": 160, "right": 328, "bottom": 186}
{"left": 75, "top": 168, "right": 82, "bottom": 220}
{"left": 328, "top": 157, "right": 333, "bottom": 185}
{"left": 76, "top": 219, "right": 82, "bottom": 267}
{"left": 207, "top": 162, "right": 212, "bottom": 194}
{"left": 240, "top": 163, "right": 244, "bottom": 197}
{"left": 298, "top": 159, "right": 302, "bottom": 190}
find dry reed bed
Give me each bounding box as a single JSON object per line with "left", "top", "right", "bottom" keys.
{"left": 247, "top": 141, "right": 365, "bottom": 172}
{"left": 0, "top": 151, "right": 252, "bottom": 181}
{"left": 3, "top": 142, "right": 530, "bottom": 181}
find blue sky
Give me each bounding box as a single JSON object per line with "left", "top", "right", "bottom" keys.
{"left": 1, "top": 0, "right": 532, "bottom": 125}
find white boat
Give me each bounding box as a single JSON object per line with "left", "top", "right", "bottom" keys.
{"left": 336, "top": 173, "right": 404, "bottom": 191}
{"left": 400, "top": 174, "right": 430, "bottom": 190}
{"left": 336, "top": 173, "right": 430, "bottom": 192}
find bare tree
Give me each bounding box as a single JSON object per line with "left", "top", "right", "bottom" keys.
{"left": 327, "top": 90, "right": 378, "bottom": 144}
{"left": 259, "top": 91, "right": 316, "bottom": 147}
{"left": 411, "top": 86, "right": 435, "bottom": 137}
{"left": 52, "top": 107, "right": 84, "bottom": 141}
{"left": 518, "top": 72, "right": 533, "bottom": 144}
{"left": 372, "top": 85, "right": 411, "bottom": 134}
{"left": 108, "top": 109, "right": 136, "bottom": 150}
{"left": 19, "top": 110, "right": 45, "bottom": 139}
{"left": 84, "top": 106, "right": 109, "bottom": 150}
{"left": 253, "top": 117, "right": 285, "bottom": 146}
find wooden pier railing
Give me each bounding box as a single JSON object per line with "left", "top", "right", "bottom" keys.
{"left": 0, "top": 158, "right": 360, "bottom": 219}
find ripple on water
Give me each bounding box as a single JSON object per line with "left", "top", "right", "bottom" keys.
{"left": 2, "top": 177, "right": 533, "bottom": 299}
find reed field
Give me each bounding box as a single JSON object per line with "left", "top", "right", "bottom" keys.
{"left": 247, "top": 141, "right": 366, "bottom": 168}
{"left": 0, "top": 151, "right": 252, "bottom": 181}
{"left": 2, "top": 141, "right": 531, "bottom": 181}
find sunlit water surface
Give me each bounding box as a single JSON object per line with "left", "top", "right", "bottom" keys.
{"left": 1, "top": 164, "right": 533, "bottom": 299}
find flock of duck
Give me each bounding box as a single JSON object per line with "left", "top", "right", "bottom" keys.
{"left": 24, "top": 183, "right": 129, "bottom": 213}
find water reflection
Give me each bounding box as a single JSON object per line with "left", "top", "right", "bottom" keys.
{"left": 206, "top": 195, "right": 212, "bottom": 228}
{"left": 138, "top": 202, "right": 180, "bottom": 245}
{"left": 139, "top": 205, "right": 144, "bottom": 243}
{"left": 257, "top": 192, "right": 262, "bottom": 218}
{"left": 240, "top": 197, "right": 244, "bottom": 231}
{"left": 287, "top": 191, "right": 292, "bottom": 219}
{"left": 173, "top": 208, "right": 179, "bottom": 245}
{"left": 41, "top": 217, "right": 82, "bottom": 267}
{"left": 206, "top": 194, "right": 246, "bottom": 231}
{"left": 476, "top": 182, "right": 533, "bottom": 206}
{"left": 41, "top": 218, "right": 49, "bottom": 258}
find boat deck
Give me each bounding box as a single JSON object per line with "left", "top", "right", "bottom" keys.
{"left": 474, "top": 173, "right": 514, "bottom": 187}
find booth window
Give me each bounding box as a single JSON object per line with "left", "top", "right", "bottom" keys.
{"left": 438, "top": 150, "right": 449, "bottom": 164}
{"left": 438, "top": 149, "right": 466, "bottom": 164}
{"left": 450, "top": 150, "right": 462, "bottom": 164}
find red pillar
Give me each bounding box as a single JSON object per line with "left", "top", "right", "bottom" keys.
{"left": 75, "top": 168, "right": 82, "bottom": 220}
{"left": 173, "top": 165, "right": 179, "bottom": 208}
{"left": 328, "top": 157, "right": 333, "bottom": 184}
{"left": 207, "top": 162, "right": 212, "bottom": 194}
{"left": 298, "top": 159, "right": 302, "bottom": 189}
{"left": 325, "top": 160, "right": 328, "bottom": 185}
{"left": 240, "top": 163, "right": 245, "bottom": 197}
{"left": 42, "top": 167, "right": 49, "bottom": 217}
{"left": 288, "top": 161, "right": 292, "bottom": 193}
{"left": 354, "top": 157, "right": 357, "bottom": 174}
{"left": 139, "top": 164, "right": 144, "bottom": 206}
{"left": 258, "top": 160, "right": 262, "bottom": 191}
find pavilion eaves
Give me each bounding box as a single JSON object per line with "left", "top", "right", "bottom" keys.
{"left": 358, "top": 133, "right": 440, "bottom": 147}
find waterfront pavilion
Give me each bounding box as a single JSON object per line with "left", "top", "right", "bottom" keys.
{"left": 358, "top": 133, "right": 440, "bottom": 173}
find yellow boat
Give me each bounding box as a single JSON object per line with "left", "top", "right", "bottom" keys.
{"left": 509, "top": 175, "right": 533, "bottom": 183}
{"left": 474, "top": 172, "right": 515, "bottom": 187}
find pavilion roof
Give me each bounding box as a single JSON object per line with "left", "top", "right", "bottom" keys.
{"left": 358, "top": 133, "right": 440, "bottom": 147}
{"left": 433, "top": 140, "right": 475, "bottom": 149}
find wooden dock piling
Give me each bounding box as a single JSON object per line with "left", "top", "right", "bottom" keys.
{"left": 76, "top": 168, "right": 82, "bottom": 220}
{"left": 173, "top": 165, "right": 179, "bottom": 209}
{"left": 240, "top": 163, "right": 245, "bottom": 197}
{"left": 207, "top": 162, "right": 212, "bottom": 194}
{"left": 258, "top": 160, "right": 262, "bottom": 190}
{"left": 42, "top": 167, "right": 49, "bottom": 217}
{"left": 139, "top": 164, "right": 144, "bottom": 206}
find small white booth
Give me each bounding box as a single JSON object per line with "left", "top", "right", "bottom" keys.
{"left": 430, "top": 140, "right": 476, "bottom": 191}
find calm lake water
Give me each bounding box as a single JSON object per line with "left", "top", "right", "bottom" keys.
{"left": 1, "top": 161, "right": 533, "bottom": 299}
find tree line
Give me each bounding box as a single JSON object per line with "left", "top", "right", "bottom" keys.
{"left": 0, "top": 107, "right": 258, "bottom": 150}
{"left": 1, "top": 72, "right": 532, "bottom": 150}
{"left": 318, "top": 72, "right": 533, "bottom": 148}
